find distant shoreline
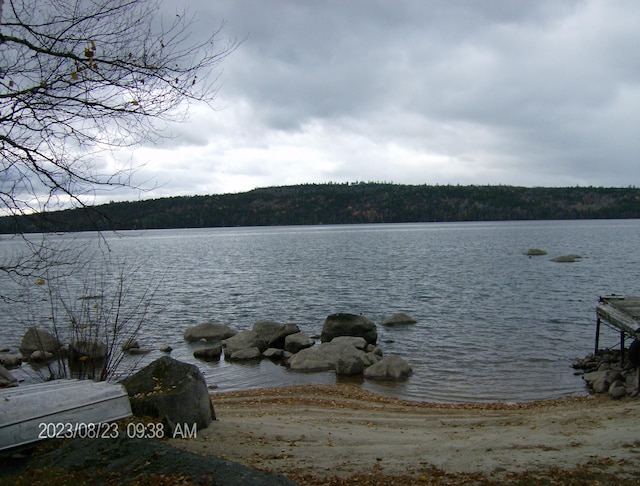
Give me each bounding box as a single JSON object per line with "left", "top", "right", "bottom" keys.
{"left": 2, "top": 183, "right": 639, "bottom": 234}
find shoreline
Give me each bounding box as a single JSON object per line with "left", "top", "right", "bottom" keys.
{"left": 172, "top": 384, "right": 640, "bottom": 484}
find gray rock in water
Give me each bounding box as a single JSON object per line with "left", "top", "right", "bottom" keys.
{"left": 184, "top": 322, "right": 237, "bottom": 342}
{"left": 288, "top": 336, "right": 368, "bottom": 372}
{"left": 382, "top": 313, "right": 418, "bottom": 327}
{"left": 0, "top": 353, "right": 22, "bottom": 368}
{"left": 321, "top": 313, "right": 377, "bottom": 345}
{"left": 128, "top": 348, "right": 152, "bottom": 355}
{"left": 121, "top": 338, "right": 140, "bottom": 351}
{"left": 223, "top": 330, "right": 268, "bottom": 356}
{"left": 335, "top": 348, "right": 366, "bottom": 376}
{"left": 228, "top": 347, "right": 263, "bottom": 361}
{"left": 120, "top": 356, "right": 215, "bottom": 434}
{"left": 68, "top": 338, "right": 107, "bottom": 361}
{"left": 20, "top": 327, "right": 61, "bottom": 356}
{"left": 263, "top": 347, "right": 284, "bottom": 359}
{"left": 551, "top": 254, "right": 582, "bottom": 263}
{"left": 0, "top": 364, "right": 18, "bottom": 388}
{"left": 363, "top": 355, "right": 413, "bottom": 381}
{"left": 252, "top": 321, "right": 300, "bottom": 349}
{"left": 194, "top": 345, "right": 222, "bottom": 361}
{"left": 160, "top": 345, "right": 173, "bottom": 353}
{"left": 523, "top": 248, "right": 547, "bottom": 256}
{"left": 30, "top": 350, "right": 54, "bottom": 362}
{"left": 284, "top": 332, "right": 315, "bottom": 353}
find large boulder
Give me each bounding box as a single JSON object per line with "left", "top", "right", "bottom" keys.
{"left": 120, "top": 356, "right": 215, "bottom": 434}
{"left": 288, "top": 336, "right": 368, "bottom": 372}
{"left": 184, "top": 322, "right": 237, "bottom": 342}
{"left": 363, "top": 355, "right": 413, "bottom": 381}
{"left": 19, "top": 327, "right": 61, "bottom": 356}
{"left": 252, "top": 321, "right": 300, "bottom": 348}
{"left": 284, "top": 332, "right": 315, "bottom": 353}
{"left": 321, "top": 313, "right": 377, "bottom": 345}
{"left": 222, "top": 330, "right": 268, "bottom": 357}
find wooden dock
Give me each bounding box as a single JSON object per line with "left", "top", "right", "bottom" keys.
{"left": 595, "top": 295, "right": 640, "bottom": 362}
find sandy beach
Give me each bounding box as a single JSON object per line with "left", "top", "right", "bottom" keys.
{"left": 171, "top": 384, "right": 640, "bottom": 484}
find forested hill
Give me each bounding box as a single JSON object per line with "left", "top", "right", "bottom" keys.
{"left": 1, "top": 183, "right": 639, "bottom": 234}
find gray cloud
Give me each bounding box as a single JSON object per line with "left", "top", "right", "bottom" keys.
{"left": 112, "top": 0, "right": 640, "bottom": 201}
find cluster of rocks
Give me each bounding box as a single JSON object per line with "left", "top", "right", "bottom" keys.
{"left": 572, "top": 349, "right": 640, "bottom": 399}
{"left": 184, "top": 312, "right": 414, "bottom": 381}
{"left": 0, "top": 326, "right": 165, "bottom": 387}
{"left": 523, "top": 248, "right": 583, "bottom": 263}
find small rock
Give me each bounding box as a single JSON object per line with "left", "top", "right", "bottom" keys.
{"left": 524, "top": 248, "right": 547, "bottom": 256}
{"left": 0, "top": 364, "right": 18, "bottom": 388}
{"left": 121, "top": 338, "right": 140, "bottom": 351}
{"left": 263, "top": 348, "right": 284, "bottom": 359}
{"left": 0, "top": 353, "right": 23, "bottom": 368}
{"left": 228, "top": 347, "right": 263, "bottom": 361}
{"left": 128, "top": 348, "right": 152, "bottom": 355}
{"left": 551, "top": 255, "right": 582, "bottom": 263}
{"left": 30, "top": 350, "right": 54, "bottom": 362}
{"left": 160, "top": 345, "right": 173, "bottom": 353}
{"left": 193, "top": 345, "right": 222, "bottom": 361}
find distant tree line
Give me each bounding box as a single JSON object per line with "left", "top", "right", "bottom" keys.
{"left": 1, "top": 183, "right": 639, "bottom": 234}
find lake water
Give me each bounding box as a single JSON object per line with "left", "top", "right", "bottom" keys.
{"left": 2, "top": 219, "right": 639, "bottom": 403}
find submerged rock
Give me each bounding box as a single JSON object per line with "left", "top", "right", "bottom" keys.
{"left": 382, "top": 313, "right": 418, "bottom": 327}
{"left": 524, "top": 248, "right": 547, "bottom": 256}
{"left": 551, "top": 254, "right": 582, "bottom": 263}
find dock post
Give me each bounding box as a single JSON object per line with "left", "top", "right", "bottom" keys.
{"left": 594, "top": 315, "right": 601, "bottom": 355}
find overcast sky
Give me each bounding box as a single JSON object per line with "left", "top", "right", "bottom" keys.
{"left": 116, "top": 0, "right": 640, "bottom": 201}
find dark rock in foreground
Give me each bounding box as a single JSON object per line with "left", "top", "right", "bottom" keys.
{"left": 120, "top": 356, "right": 215, "bottom": 434}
